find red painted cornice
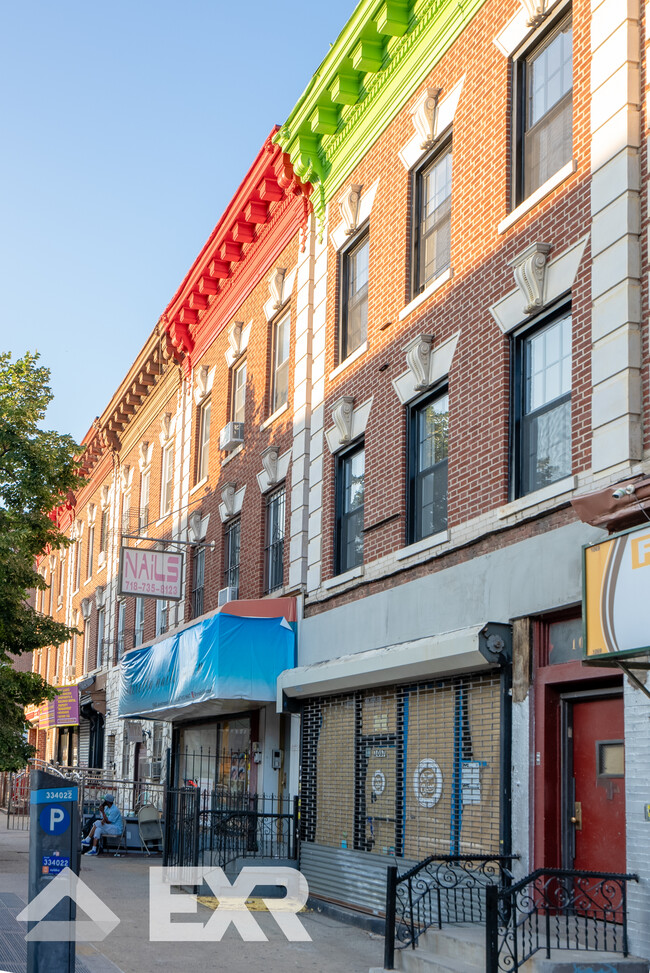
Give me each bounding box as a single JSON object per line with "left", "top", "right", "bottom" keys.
{"left": 162, "top": 128, "right": 311, "bottom": 373}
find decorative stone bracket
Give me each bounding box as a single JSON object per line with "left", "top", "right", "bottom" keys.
{"left": 412, "top": 87, "right": 441, "bottom": 150}
{"left": 264, "top": 267, "right": 297, "bottom": 321}
{"left": 120, "top": 464, "right": 133, "bottom": 493}
{"left": 405, "top": 334, "right": 434, "bottom": 390}
{"left": 219, "top": 483, "right": 246, "bottom": 523}
{"left": 188, "top": 510, "right": 205, "bottom": 542}
{"left": 519, "top": 0, "right": 550, "bottom": 27}
{"left": 256, "top": 448, "right": 291, "bottom": 494}
{"left": 194, "top": 366, "right": 209, "bottom": 404}
{"left": 87, "top": 503, "right": 97, "bottom": 526}
{"left": 139, "top": 441, "right": 152, "bottom": 472}
{"left": 80, "top": 597, "right": 92, "bottom": 620}
{"left": 339, "top": 184, "right": 363, "bottom": 236}
{"left": 510, "top": 242, "right": 552, "bottom": 314}
{"left": 100, "top": 485, "right": 111, "bottom": 510}
{"left": 159, "top": 412, "right": 174, "bottom": 446}
{"left": 94, "top": 586, "right": 105, "bottom": 610}
{"left": 325, "top": 396, "right": 374, "bottom": 454}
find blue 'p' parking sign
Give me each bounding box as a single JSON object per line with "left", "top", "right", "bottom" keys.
{"left": 39, "top": 804, "right": 70, "bottom": 836}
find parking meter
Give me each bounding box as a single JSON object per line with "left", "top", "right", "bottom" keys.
{"left": 27, "top": 769, "right": 80, "bottom": 972}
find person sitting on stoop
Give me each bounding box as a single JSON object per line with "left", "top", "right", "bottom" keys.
{"left": 82, "top": 794, "right": 123, "bottom": 856}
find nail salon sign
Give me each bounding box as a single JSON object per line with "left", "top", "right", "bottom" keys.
{"left": 118, "top": 547, "right": 183, "bottom": 600}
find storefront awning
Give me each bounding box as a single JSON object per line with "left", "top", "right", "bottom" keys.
{"left": 276, "top": 623, "right": 511, "bottom": 709}
{"left": 119, "top": 611, "right": 296, "bottom": 722}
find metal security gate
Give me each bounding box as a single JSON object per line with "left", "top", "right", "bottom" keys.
{"left": 163, "top": 787, "right": 299, "bottom": 870}
{"left": 300, "top": 671, "right": 507, "bottom": 911}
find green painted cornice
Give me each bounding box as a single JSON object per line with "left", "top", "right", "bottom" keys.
{"left": 275, "top": 0, "right": 488, "bottom": 227}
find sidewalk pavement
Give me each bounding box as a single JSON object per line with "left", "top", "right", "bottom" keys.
{"left": 0, "top": 827, "right": 384, "bottom": 973}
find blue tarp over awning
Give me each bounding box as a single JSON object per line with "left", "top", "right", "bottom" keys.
{"left": 118, "top": 611, "right": 295, "bottom": 721}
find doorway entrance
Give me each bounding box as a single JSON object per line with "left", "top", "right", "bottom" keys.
{"left": 562, "top": 693, "right": 625, "bottom": 873}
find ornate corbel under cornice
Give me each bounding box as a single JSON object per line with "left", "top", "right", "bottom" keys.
{"left": 510, "top": 242, "right": 552, "bottom": 314}
{"left": 412, "top": 87, "right": 441, "bottom": 150}
{"left": 339, "top": 185, "right": 363, "bottom": 236}
{"left": 405, "top": 334, "right": 435, "bottom": 390}
{"left": 332, "top": 396, "right": 355, "bottom": 445}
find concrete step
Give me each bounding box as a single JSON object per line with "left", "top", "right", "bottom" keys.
{"left": 419, "top": 923, "right": 486, "bottom": 966}
{"left": 394, "top": 946, "right": 482, "bottom": 973}
{"left": 524, "top": 950, "right": 649, "bottom": 972}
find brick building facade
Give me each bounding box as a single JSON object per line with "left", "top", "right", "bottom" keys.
{"left": 30, "top": 0, "right": 650, "bottom": 958}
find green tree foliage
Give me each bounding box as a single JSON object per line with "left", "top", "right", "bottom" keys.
{"left": 0, "top": 352, "right": 81, "bottom": 770}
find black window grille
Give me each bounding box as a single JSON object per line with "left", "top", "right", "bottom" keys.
{"left": 265, "top": 486, "right": 285, "bottom": 593}
{"left": 192, "top": 546, "right": 205, "bottom": 618}
{"left": 224, "top": 518, "right": 241, "bottom": 594}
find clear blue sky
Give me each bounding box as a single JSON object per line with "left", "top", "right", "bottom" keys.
{"left": 1, "top": 1, "right": 355, "bottom": 444}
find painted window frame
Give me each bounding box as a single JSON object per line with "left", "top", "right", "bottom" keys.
{"left": 139, "top": 469, "right": 150, "bottom": 533}
{"left": 197, "top": 397, "right": 211, "bottom": 483}
{"left": 232, "top": 358, "right": 247, "bottom": 426}
{"left": 134, "top": 596, "right": 145, "bottom": 648}
{"left": 161, "top": 442, "right": 174, "bottom": 517}
{"left": 411, "top": 139, "right": 453, "bottom": 298}
{"left": 339, "top": 227, "right": 370, "bottom": 363}
{"left": 86, "top": 524, "right": 95, "bottom": 580}
{"left": 100, "top": 506, "right": 110, "bottom": 555}
{"left": 192, "top": 546, "right": 205, "bottom": 618}
{"left": 407, "top": 385, "right": 449, "bottom": 544}
{"left": 511, "top": 301, "right": 572, "bottom": 500}
{"left": 335, "top": 440, "right": 365, "bottom": 575}
{"left": 270, "top": 313, "right": 290, "bottom": 416}
{"left": 512, "top": 10, "right": 573, "bottom": 207}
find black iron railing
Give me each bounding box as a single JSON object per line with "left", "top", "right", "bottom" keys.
{"left": 164, "top": 788, "right": 299, "bottom": 870}
{"left": 384, "top": 855, "right": 517, "bottom": 970}
{"left": 486, "top": 868, "right": 639, "bottom": 972}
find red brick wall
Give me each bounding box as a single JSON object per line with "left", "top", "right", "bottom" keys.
{"left": 318, "top": 0, "right": 593, "bottom": 584}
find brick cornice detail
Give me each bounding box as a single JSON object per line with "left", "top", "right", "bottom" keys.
{"left": 162, "top": 129, "right": 311, "bottom": 373}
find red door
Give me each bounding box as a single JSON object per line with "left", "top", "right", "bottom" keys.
{"left": 570, "top": 695, "right": 625, "bottom": 873}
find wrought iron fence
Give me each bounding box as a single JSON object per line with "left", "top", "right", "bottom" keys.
{"left": 384, "top": 855, "right": 518, "bottom": 970}
{"left": 486, "top": 868, "right": 639, "bottom": 972}
{"left": 164, "top": 788, "right": 298, "bottom": 871}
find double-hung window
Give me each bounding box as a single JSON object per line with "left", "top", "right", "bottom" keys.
{"left": 336, "top": 443, "right": 365, "bottom": 575}
{"left": 86, "top": 524, "right": 95, "bottom": 580}
{"left": 224, "top": 518, "right": 241, "bottom": 596}
{"left": 232, "top": 360, "right": 247, "bottom": 426}
{"left": 413, "top": 144, "right": 452, "bottom": 296}
{"left": 408, "top": 390, "right": 449, "bottom": 543}
{"left": 117, "top": 600, "right": 126, "bottom": 661}
{"left": 161, "top": 443, "right": 174, "bottom": 516}
{"left": 100, "top": 506, "right": 110, "bottom": 556}
{"left": 340, "top": 232, "right": 369, "bottom": 362}
{"left": 96, "top": 607, "right": 105, "bottom": 668}
{"left": 513, "top": 307, "right": 572, "bottom": 497}
{"left": 514, "top": 14, "right": 573, "bottom": 205}
{"left": 134, "top": 597, "right": 145, "bottom": 647}
{"left": 265, "top": 486, "right": 285, "bottom": 593}
{"left": 271, "top": 315, "right": 290, "bottom": 415}
{"left": 198, "top": 399, "right": 211, "bottom": 482}
{"left": 139, "top": 469, "right": 150, "bottom": 533}
{"left": 192, "top": 547, "right": 205, "bottom": 618}
{"left": 156, "top": 598, "right": 168, "bottom": 637}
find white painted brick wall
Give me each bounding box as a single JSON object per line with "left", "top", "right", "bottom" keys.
{"left": 624, "top": 679, "right": 650, "bottom": 958}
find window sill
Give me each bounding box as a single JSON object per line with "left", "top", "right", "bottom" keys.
{"left": 83, "top": 577, "right": 92, "bottom": 587}
{"left": 190, "top": 477, "right": 208, "bottom": 496}
{"left": 97, "top": 561, "right": 106, "bottom": 572}
{"left": 398, "top": 268, "right": 452, "bottom": 322}
{"left": 498, "top": 160, "right": 577, "bottom": 235}
{"left": 260, "top": 402, "right": 289, "bottom": 431}
{"left": 395, "top": 529, "right": 450, "bottom": 562}
{"left": 329, "top": 343, "right": 367, "bottom": 381}
{"left": 323, "top": 564, "right": 364, "bottom": 590}
{"left": 221, "top": 444, "right": 243, "bottom": 467}
{"left": 497, "top": 474, "right": 577, "bottom": 520}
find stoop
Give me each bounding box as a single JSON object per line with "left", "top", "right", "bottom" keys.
{"left": 369, "top": 924, "right": 650, "bottom": 973}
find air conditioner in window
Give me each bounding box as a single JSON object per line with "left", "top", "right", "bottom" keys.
{"left": 143, "top": 760, "right": 162, "bottom": 780}
{"left": 218, "top": 586, "right": 238, "bottom": 607}
{"left": 219, "top": 422, "right": 244, "bottom": 451}
{"left": 62, "top": 665, "right": 75, "bottom": 683}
